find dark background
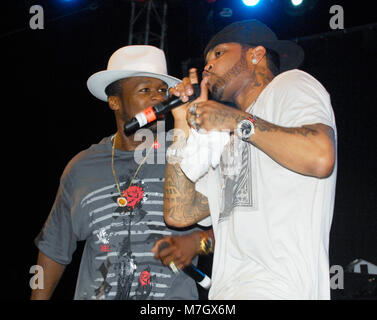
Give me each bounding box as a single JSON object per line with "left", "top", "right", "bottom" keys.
{"left": 2, "top": 0, "right": 376, "bottom": 300}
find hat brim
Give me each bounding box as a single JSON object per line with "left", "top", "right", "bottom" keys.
{"left": 248, "top": 39, "right": 304, "bottom": 73}
{"left": 87, "top": 70, "right": 181, "bottom": 102}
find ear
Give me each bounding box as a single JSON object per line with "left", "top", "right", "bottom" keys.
{"left": 108, "top": 96, "right": 121, "bottom": 111}
{"left": 249, "top": 46, "right": 266, "bottom": 65}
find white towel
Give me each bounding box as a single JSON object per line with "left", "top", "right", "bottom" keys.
{"left": 180, "top": 128, "right": 230, "bottom": 182}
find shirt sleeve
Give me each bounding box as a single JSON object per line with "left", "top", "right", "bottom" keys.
{"left": 272, "top": 70, "right": 336, "bottom": 131}
{"left": 34, "top": 174, "right": 78, "bottom": 265}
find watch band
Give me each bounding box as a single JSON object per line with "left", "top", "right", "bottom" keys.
{"left": 247, "top": 114, "right": 257, "bottom": 124}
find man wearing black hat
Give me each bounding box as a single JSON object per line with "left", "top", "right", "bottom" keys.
{"left": 162, "top": 20, "right": 337, "bottom": 299}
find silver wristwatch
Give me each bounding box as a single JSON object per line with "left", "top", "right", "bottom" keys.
{"left": 236, "top": 116, "right": 256, "bottom": 141}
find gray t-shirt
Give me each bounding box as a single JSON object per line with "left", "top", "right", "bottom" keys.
{"left": 35, "top": 136, "right": 199, "bottom": 300}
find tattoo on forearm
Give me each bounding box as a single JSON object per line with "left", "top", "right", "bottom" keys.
{"left": 164, "top": 163, "right": 209, "bottom": 225}
{"left": 208, "top": 109, "right": 245, "bottom": 127}
{"left": 192, "top": 192, "right": 209, "bottom": 217}
{"left": 254, "top": 118, "right": 319, "bottom": 137}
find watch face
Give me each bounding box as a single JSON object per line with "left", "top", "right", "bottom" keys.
{"left": 237, "top": 119, "right": 254, "bottom": 140}
{"left": 242, "top": 124, "right": 252, "bottom": 135}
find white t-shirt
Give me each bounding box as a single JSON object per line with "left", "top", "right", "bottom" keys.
{"left": 196, "top": 69, "right": 337, "bottom": 300}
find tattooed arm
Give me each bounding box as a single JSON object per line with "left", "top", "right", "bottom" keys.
{"left": 189, "top": 98, "right": 336, "bottom": 179}
{"left": 163, "top": 69, "right": 211, "bottom": 228}
{"left": 249, "top": 119, "right": 336, "bottom": 178}
{"left": 164, "top": 154, "right": 210, "bottom": 228}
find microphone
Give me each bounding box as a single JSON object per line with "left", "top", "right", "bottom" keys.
{"left": 124, "top": 83, "right": 200, "bottom": 135}
{"left": 158, "top": 241, "right": 211, "bottom": 290}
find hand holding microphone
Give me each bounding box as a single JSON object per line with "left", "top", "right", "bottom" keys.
{"left": 124, "top": 68, "right": 201, "bottom": 135}
{"left": 152, "top": 234, "right": 199, "bottom": 270}
{"left": 152, "top": 237, "right": 211, "bottom": 290}
{"left": 169, "top": 68, "right": 203, "bottom": 136}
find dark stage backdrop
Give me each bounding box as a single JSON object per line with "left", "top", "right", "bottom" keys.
{"left": 296, "top": 26, "right": 377, "bottom": 269}
{"left": 3, "top": 2, "right": 376, "bottom": 300}
{"left": 296, "top": 25, "right": 377, "bottom": 299}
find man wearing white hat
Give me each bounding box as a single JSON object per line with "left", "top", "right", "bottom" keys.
{"left": 32, "top": 45, "right": 214, "bottom": 300}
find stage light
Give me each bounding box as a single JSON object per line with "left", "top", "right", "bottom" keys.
{"left": 291, "top": 0, "right": 303, "bottom": 6}
{"left": 284, "top": 0, "right": 317, "bottom": 16}
{"left": 242, "top": 0, "right": 260, "bottom": 7}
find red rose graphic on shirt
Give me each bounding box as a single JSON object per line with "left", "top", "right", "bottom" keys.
{"left": 139, "top": 270, "right": 151, "bottom": 286}
{"left": 122, "top": 185, "right": 144, "bottom": 208}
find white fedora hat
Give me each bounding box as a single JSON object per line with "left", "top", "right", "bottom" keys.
{"left": 87, "top": 45, "right": 181, "bottom": 102}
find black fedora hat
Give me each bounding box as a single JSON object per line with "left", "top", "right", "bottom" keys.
{"left": 204, "top": 19, "right": 304, "bottom": 73}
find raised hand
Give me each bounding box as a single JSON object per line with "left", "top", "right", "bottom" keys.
{"left": 186, "top": 79, "right": 248, "bottom": 132}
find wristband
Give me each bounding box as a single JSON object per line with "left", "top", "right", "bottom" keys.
{"left": 247, "top": 114, "right": 257, "bottom": 124}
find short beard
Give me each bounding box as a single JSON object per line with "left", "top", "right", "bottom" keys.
{"left": 210, "top": 49, "right": 249, "bottom": 101}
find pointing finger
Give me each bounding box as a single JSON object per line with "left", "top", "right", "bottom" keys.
{"left": 197, "top": 77, "right": 209, "bottom": 101}
{"left": 189, "top": 68, "right": 199, "bottom": 85}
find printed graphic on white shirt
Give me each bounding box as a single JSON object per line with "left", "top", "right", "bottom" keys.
{"left": 219, "top": 137, "right": 255, "bottom": 222}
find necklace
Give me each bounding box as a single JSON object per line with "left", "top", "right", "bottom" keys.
{"left": 111, "top": 133, "right": 156, "bottom": 208}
